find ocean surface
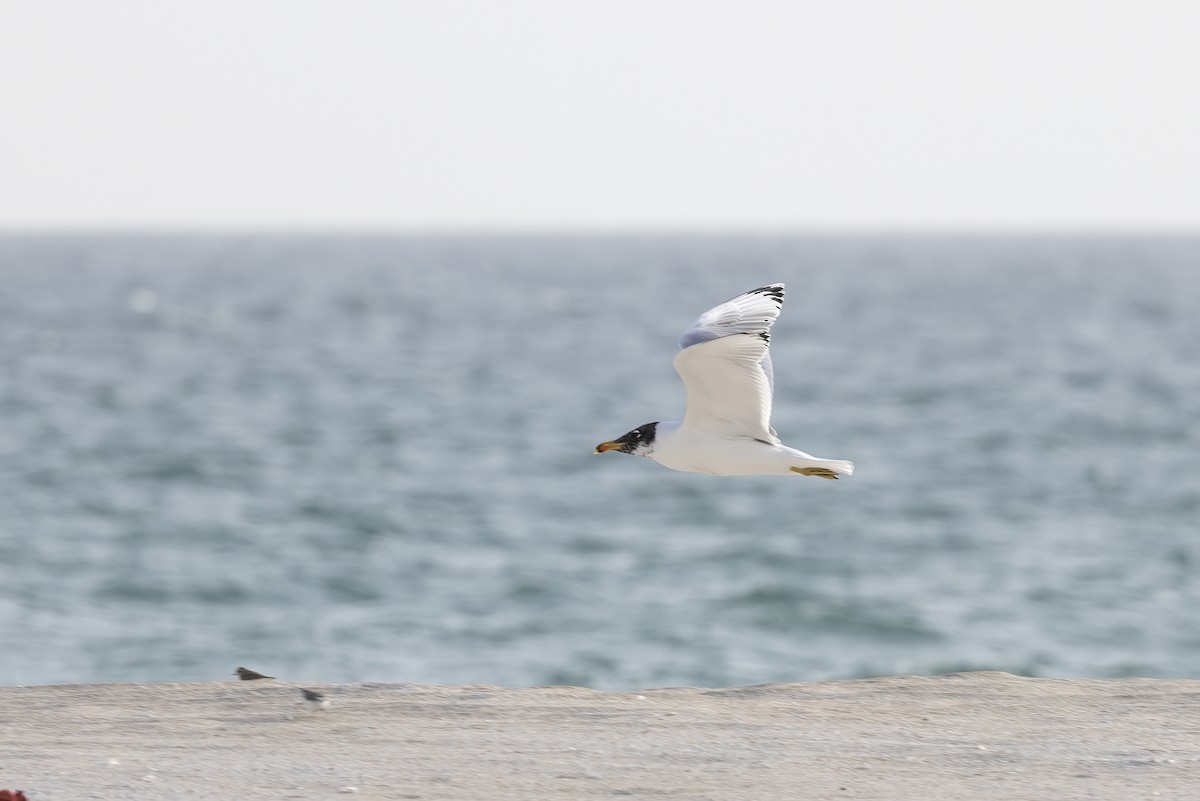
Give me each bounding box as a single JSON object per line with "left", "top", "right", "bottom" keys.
{"left": 1, "top": 232, "right": 1198, "bottom": 690}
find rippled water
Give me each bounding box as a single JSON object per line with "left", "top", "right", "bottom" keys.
{"left": 2, "top": 233, "right": 1198, "bottom": 688}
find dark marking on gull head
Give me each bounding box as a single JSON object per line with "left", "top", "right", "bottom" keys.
{"left": 594, "top": 422, "right": 658, "bottom": 457}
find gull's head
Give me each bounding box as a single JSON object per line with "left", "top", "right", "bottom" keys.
{"left": 595, "top": 422, "right": 658, "bottom": 457}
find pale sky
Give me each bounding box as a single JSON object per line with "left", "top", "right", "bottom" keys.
{"left": 2, "top": 1, "right": 1198, "bottom": 230}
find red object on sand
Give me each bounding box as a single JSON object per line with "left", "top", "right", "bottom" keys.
{"left": 0, "top": 791, "right": 28, "bottom": 801}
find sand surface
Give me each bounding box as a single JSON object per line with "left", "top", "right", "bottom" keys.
{"left": 2, "top": 671, "right": 1198, "bottom": 800}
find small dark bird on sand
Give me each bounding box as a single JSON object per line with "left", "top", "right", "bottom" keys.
{"left": 234, "top": 667, "right": 274, "bottom": 680}
{"left": 301, "top": 688, "right": 330, "bottom": 710}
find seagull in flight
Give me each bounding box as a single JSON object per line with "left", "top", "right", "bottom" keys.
{"left": 595, "top": 283, "right": 853, "bottom": 479}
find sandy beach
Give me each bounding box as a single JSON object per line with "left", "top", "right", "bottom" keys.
{"left": 2, "top": 671, "right": 1198, "bottom": 800}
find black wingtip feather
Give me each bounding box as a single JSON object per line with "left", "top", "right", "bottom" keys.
{"left": 744, "top": 284, "right": 784, "bottom": 343}
{"left": 748, "top": 284, "right": 785, "bottom": 306}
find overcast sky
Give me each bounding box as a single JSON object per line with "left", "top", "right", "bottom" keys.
{"left": 2, "top": 1, "right": 1198, "bottom": 230}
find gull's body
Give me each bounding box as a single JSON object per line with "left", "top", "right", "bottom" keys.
{"left": 234, "top": 667, "right": 274, "bottom": 680}
{"left": 595, "top": 283, "right": 853, "bottom": 479}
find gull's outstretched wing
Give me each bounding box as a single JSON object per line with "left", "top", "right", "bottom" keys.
{"left": 673, "top": 284, "right": 784, "bottom": 442}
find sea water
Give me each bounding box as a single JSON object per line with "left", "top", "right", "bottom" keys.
{"left": 1, "top": 232, "right": 1198, "bottom": 689}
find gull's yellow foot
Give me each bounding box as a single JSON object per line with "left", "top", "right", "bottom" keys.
{"left": 790, "top": 467, "right": 839, "bottom": 480}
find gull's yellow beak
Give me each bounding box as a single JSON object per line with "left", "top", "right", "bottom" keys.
{"left": 594, "top": 441, "right": 621, "bottom": 454}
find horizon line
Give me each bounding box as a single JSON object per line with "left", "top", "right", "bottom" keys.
{"left": 2, "top": 223, "right": 1199, "bottom": 238}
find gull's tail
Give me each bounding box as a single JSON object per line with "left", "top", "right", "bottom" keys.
{"left": 788, "top": 457, "right": 854, "bottom": 480}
